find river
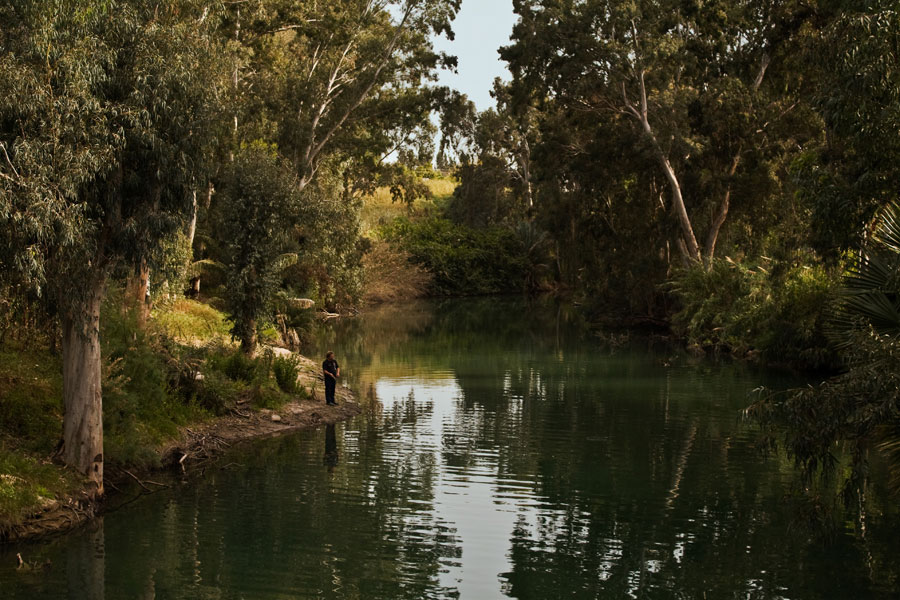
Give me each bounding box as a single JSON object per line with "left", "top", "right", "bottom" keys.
{"left": 2, "top": 298, "right": 898, "bottom": 599}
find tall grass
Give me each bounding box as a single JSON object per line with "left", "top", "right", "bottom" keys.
{"left": 361, "top": 178, "right": 457, "bottom": 233}
{"left": 151, "top": 298, "right": 231, "bottom": 345}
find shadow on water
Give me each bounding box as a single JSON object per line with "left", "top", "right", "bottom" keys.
{"left": 2, "top": 297, "right": 900, "bottom": 599}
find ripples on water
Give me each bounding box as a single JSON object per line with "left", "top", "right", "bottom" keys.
{"left": 2, "top": 299, "right": 899, "bottom": 599}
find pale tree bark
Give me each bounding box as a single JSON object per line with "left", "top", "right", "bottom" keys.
{"left": 61, "top": 277, "right": 105, "bottom": 496}
{"left": 704, "top": 152, "right": 741, "bottom": 264}
{"left": 186, "top": 189, "right": 198, "bottom": 250}
{"left": 296, "top": 4, "right": 415, "bottom": 189}
{"left": 186, "top": 183, "right": 213, "bottom": 296}
{"left": 622, "top": 74, "right": 702, "bottom": 265}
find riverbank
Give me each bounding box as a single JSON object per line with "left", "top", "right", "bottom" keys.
{"left": 2, "top": 356, "right": 360, "bottom": 543}
{"left": 0, "top": 299, "right": 361, "bottom": 544}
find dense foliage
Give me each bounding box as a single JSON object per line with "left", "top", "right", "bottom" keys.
{"left": 420, "top": 0, "right": 900, "bottom": 501}
{"left": 2, "top": 0, "right": 900, "bottom": 511}
{"left": 382, "top": 217, "right": 528, "bottom": 295}
{"left": 0, "top": 0, "right": 460, "bottom": 490}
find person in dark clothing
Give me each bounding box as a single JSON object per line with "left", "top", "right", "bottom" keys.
{"left": 322, "top": 351, "right": 340, "bottom": 405}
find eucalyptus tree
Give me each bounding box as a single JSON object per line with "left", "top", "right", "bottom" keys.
{"left": 503, "top": 0, "right": 808, "bottom": 267}
{"left": 442, "top": 83, "right": 538, "bottom": 227}
{"left": 221, "top": 0, "right": 460, "bottom": 188}
{"left": 200, "top": 0, "right": 461, "bottom": 352}
{"left": 0, "top": 0, "right": 221, "bottom": 493}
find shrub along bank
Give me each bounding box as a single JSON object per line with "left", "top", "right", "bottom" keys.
{"left": 380, "top": 216, "right": 529, "bottom": 296}
{"left": 668, "top": 258, "right": 840, "bottom": 371}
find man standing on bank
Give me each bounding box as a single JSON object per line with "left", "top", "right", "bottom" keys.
{"left": 322, "top": 351, "right": 340, "bottom": 406}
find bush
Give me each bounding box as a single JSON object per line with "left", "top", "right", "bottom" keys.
{"left": 193, "top": 370, "right": 241, "bottom": 416}
{"left": 272, "top": 354, "right": 301, "bottom": 393}
{"left": 102, "top": 303, "right": 210, "bottom": 468}
{"left": 361, "top": 241, "right": 432, "bottom": 304}
{"left": 380, "top": 216, "right": 528, "bottom": 295}
{"left": 221, "top": 350, "right": 261, "bottom": 383}
{"left": 250, "top": 384, "right": 288, "bottom": 410}
{"left": 670, "top": 257, "right": 839, "bottom": 369}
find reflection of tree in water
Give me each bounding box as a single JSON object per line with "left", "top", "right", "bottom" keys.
{"left": 385, "top": 298, "right": 899, "bottom": 598}
{"left": 303, "top": 296, "right": 900, "bottom": 597}
{"left": 324, "top": 423, "right": 338, "bottom": 472}
{"left": 7, "top": 392, "right": 460, "bottom": 600}
{"left": 7, "top": 298, "right": 897, "bottom": 599}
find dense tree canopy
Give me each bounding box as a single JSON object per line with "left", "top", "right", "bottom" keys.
{"left": 0, "top": 0, "right": 222, "bottom": 491}
{"left": 0, "top": 0, "right": 461, "bottom": 488}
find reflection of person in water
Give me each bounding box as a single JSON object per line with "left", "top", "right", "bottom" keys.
{"left": 322, "top": 351, "right": 340, "bottom": 406}
{"left": 324, "top": 424, "right": 338, "bottom": 472}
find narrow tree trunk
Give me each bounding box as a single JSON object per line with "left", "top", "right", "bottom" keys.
{"left": 125, "top": 258, "right": 150, "bottom": 326}
{"left": 623, "top": 71, "right": 703, "bottom": 265}
{"left": 702, "top": 54, "right": 768, "bottom": 265}
{"left": 62, "top": 279, "right": 104, "bottom": 496}
{"left": 186, "top": 189, "right": 198, "bottom": 250}
{"left": 643, "top": 123, "right": 701, "bottom": 264}
{"left": 704, "top": 153, "right": 741, "bottom": 264}
{"left": 240, "top": 317, "right": 257, "bottom": 356}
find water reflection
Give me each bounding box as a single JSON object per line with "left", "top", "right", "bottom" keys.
{"left": 324, "top": 423, "right": 338, "bottom": 472}
{"left": 2, "top": 298, "right": 899, "bottom": 599}
{"left": 66, "top": 518, "right": 104, "bottom": 600}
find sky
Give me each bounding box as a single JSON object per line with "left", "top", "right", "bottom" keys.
{"left": 431, "top": 0, "right": 518, "bottom": 111}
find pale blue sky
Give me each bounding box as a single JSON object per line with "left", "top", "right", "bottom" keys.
{"left": 432, "top": 0, "right": 517, "bottom": 111}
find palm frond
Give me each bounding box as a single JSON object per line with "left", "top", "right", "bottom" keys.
{"left": 830, "top": 199, "right": 900, "bottom": 346}
{"left": 874, "top": 201, "right": 900, "bottom": 253}
{"left": 272, "top": 253, "right": 298, "bottom": 272}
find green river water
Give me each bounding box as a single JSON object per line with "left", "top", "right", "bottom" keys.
{"left": 2, "top": 298, "right": 899, "bottom": 599}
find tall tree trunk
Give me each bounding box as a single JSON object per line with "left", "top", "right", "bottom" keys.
{"left": 644, "top": 127, "right": 701, "bottom": 264}
{"left": 62, "top": 278, "right": 105, "bottom": 496}
{"left": 186, "top": 189, "right": 198, "bottom": 250}
{"left": 623, "top": 75, "right": 702, "bottom": 264}
{"left": 702, "top": 54, "right": 769, "bottom": 266}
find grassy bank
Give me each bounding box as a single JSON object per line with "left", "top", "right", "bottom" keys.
{"left": 0, "top": 298, "right": 332, "bottom": 537}
{"left": 0, "top": 343, "right": 81, "bottom": 532}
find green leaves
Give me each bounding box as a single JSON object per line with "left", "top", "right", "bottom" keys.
{"left": 831, "top": 201, "right": 900, "bottom": 346}
{"left": 0, "top": 0, "right": 223, "bottom": 315}
{"left": 217, "top": 145, "right": 301, "bottom": 350}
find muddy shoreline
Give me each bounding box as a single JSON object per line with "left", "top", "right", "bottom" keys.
{"left": 2, "top": 354, "right": 360, "bottom": 545}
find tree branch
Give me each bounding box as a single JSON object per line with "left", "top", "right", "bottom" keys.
{"left": 0, "top": 142, "right": 21, "bottom": 180}
{"left": 267, "top": 21, "right": 321, "bottom": 36}
{"left": 621, "top": 82, "right": 641, "bottom": 120}
{"left": 753, "top": 52, "right": 771, "bottom": 93}
{"left": 302, "top": 4, "right": 414, "bottom": 176}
